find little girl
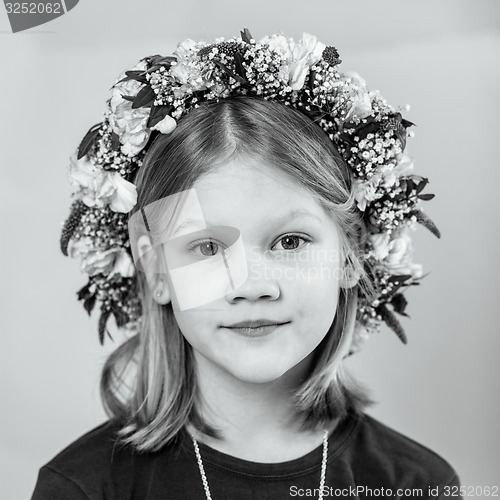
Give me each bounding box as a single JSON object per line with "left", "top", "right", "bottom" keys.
{"left": 32, "top": 29, "right": 461, "bottom": 499}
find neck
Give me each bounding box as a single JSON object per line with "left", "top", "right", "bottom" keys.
{"left": 187, "top": 350, "right": 332, "bottom": 462}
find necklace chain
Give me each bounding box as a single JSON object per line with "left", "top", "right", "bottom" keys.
{"left": 192, "top": 430, "right": 329, "bottom": 500}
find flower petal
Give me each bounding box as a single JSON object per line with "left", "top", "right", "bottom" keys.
{"left": 151, "top": 115, "right": 177, "bottom": 134}
{"left": 108, "top": 172, "right": 138, "bottom": 213}
{"left": 110, "top": 250, "right": 135, "bottom": 278}
{"left": 369, "top": 233, "right": 390, "bottom": 260}
{"left": 67, "top": 154, "right": 100, "bottom": 189}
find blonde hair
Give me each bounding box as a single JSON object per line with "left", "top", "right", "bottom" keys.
{"left": 101, "top": 96, "right": 376, "bottom": 452}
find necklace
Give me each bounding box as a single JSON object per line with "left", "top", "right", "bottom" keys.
{"left": 191, "top": 430, "right": 329, "bottom": 500}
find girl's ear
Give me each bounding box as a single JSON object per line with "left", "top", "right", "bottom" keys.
{"left": 136, "top": 234, "right": 172, "bottom": 305}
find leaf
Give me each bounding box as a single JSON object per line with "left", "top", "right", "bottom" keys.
{"left": 77, "top": 123, "right": 101, "bottom": 159}
{"left": 418, "top": 193, "right": 435, "bottom": 201}
{"left": 126, "top": 70, "right": 148, "bottom": 81}
{"left": 387, "top": 274, "right": 412, "bottom": 283}
{"left": 213, "top": 60, "right": 246, "bottom": 84}
{"left": 121, "top": 94, "right": 136, "bottom": 103}
{"left": 146, "top": 54, "right": 163, "bottom": 65}
{"left": 77, "top": 282, "right": 92, "bottom": 301}
{"left": 132, "top": 85, "right": 155, "bottom": 109}
{"left": 147, "top": 55, "right": 176, "bottom": 69}
{"left": 147, "top": 104, "right": 173, "bottom": 128}
{"left": 112, "top": 305, "right": 129, "bottom": 328}
{"left": 233, "top": 52, "right": 246, "bottom": 79}
{"left": 386, "top": 282, "right": 405, "bottom": 297}
{"left": 416, "top": 177, "right": 429, "bottom": 194}
{"left": 240, "top": 28, "right": 254, "bottom": 44}
{"left": 98, "top": 309, "right": 112, "bottom": 345}
{"left": 378, "top": 304, "right": 408, "bottom": 344}
{"left": 83, "top": 295, "right": 97, "bottom": 316}
{"left": 390, "top": 293, "right": 408, "bottom": 316}
{"left": 402, "top": 118, "right": 415, "bottom": 129}
{"left": 110, "top": 132, "right": 121, "bottom": 151}
{"left": 115, "top": 312, "right": 129, "bottom": 328}
{"left": 409, "top": 209, "right": 441, "bottom": 238}
{"left": 355, "top": 120, "right": 380, "bottom": 140}
{"left": 308, "top": 69, "right": 317, "bottom": 90}
{"left": 115, "top": 70, "right": 149, "bottom": 85}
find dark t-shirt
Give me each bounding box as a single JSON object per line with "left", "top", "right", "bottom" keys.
{"left": 31, "top": 411, "right": 461, "bottom": 499}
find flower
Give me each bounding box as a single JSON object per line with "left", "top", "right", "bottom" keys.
{"left": 341, "top": 72, "right": 373, "bottom": 121}
{"left": 69, "top": 240, "right": 135, "bottom": 278}
{"left": 68, "top": 155, "right": 137, "bottom": 213}
{"left": 352, "top": 176, "right": 382, "bottom": 211}
{"left": 151, "top": 115, "right": 177, "bottom": 134}
{"left": 259, "top": 33, "right": 291, "bottom": 59}
{"left": 68, "top": 240, "right": 134, "bottom": 278}
{"left": 170, "top": 62, "right": 204, "bottom": 91}
{"left": 259, "top": 32, "right": 325, "bottom": 90}
{"left": 257, "top": 34, "right": 292, "bottom": 86}
{"left": 67, "top": 154, "right": 100, "bottom": 189}
{"left": 370, "top": 230, "right": 423, "bottom": 278}
{"left": 169, "top": 38, "right": 207, "bottom": 92}
{"left": 288, "top": 33, "right": 325, "bottom": 90}
{"left": 369, "top": 232, "right": 390, "bottom": 260}
{"left": 109, "top": 61, "right": 151, "bottom": 156}
{"left": 67, "top": 236, "right": 93, "bottom": 260}
{"left": 173, "top": 38, "right": 199, "bottom": 62}
{"left": 380, "top": 153, "right": 415, "bottom": 188}
{"left": 106, "top": 172, "right": 138, "bottom": 213}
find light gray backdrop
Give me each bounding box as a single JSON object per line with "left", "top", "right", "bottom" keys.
{"left": 1, "top": 1, "right": 499, "bottom": 498}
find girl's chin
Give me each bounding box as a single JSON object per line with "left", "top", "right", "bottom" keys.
{"left": 233, "top": 367, "right": 289, "bottom": 384}
{"left": 217, "top": 356, "right": 311, "bottom": 386}
{"left": 193, "top": 345, "right": 315, "bottom": 386}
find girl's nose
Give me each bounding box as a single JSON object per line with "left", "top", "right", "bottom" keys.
{"left": 225, "top": 251, "right": 280, "bottom": 303}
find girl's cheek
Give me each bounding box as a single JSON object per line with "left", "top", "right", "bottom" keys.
{"left": 269, "top": 261, "right": 341, "bottom": 291}
{"left": 240, "top": 246, "right": 342, "bottom": 289}
{"left": 279, "top": 248, "right": 342, "bottom": 287}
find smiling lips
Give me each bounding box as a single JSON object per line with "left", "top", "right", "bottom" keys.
{"left": 222, "top": 319, "right": 290, "bottom": 338}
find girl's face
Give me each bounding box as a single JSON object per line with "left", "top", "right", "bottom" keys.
{"left": 165, "top": 157, "right": 345, "bottom": 384}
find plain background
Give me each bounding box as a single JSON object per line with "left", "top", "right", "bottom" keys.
{"left": 1, "top": 1, "right": 499, "bottom": 498}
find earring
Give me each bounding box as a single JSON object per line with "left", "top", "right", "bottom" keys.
{"left": 155, "top": 279, "right": 163, "bottom": 298}
{"left": 341, "top": 265, "right": 360, "bottom": 289}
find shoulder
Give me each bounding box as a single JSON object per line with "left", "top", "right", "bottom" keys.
{"left": 32, "top": 420, "right": 143, "bottom": 500}
{"left": 42, "top": 420, "right": 124, "bottom": 474}
{"left": 346, "top": 412, "right": 460, "bottom": 493}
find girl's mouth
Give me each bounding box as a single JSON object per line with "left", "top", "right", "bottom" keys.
{"left": 221, "top": 322, "right": 290, "bottom": 338}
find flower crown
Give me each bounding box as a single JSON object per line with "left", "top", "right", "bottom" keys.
{"left": 60, "top": 28, "right": 440, "bottom": 348}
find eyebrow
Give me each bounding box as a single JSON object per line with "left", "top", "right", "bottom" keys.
{"left": 171, "top": 209, "right": 322, "bottom": 236}
{"left": 171, "top": 218, "right": 206, "bottom": 237}
{"left": 278, "top": 209, "right": 323, "bottom": 224}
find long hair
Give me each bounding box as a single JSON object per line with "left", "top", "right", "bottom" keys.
{"left": 101, "top": 96, "right": 376, "bottom": 452}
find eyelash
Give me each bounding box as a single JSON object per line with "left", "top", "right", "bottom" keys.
{"left": 186, "top": 238, "right": 227, "bottom": 257}
{"left": 186, "top": 233, "right": 311, "bottom": 257}
{"left": 272, "top": 233, "right": 311, "bottom": 251}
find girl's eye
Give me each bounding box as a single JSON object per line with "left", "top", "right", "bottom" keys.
{"left": 187, "top": 238, "right": 226, "bottom": 257}
{"left": 273, "top": 234, "right": 310, "bottom": 251}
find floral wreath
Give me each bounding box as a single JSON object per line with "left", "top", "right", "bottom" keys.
{"left": 60, "top": 28, "right": 440, "bottom": 348}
